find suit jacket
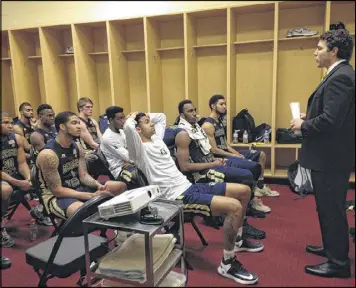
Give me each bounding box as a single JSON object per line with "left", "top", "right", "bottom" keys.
{"left": 300, "top": 61, "right": 355, "bottom": 172}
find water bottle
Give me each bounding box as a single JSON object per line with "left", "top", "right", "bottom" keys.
{"left": 232, "top": 130, "right": 239, "bottom": 144}
{"left": 263, "top": 130, "right": 269, "bottom": 144}
{"left": 29, "top": 218, "right": 38, "bottom": 241}
{"left": 242, "top": 130, "right": 248, "bottom": 144}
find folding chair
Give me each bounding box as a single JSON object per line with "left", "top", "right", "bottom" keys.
{"left": 25, "top": 194, "right": 113, "bottom": 287}
{"left": 30, "top": 166, "right": 66, "bottom": 237}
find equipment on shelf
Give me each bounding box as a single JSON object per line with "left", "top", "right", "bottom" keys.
{"left": 65, "top": 47, "right": 74, "bottom": 54}
{"left": 232, "top": 109, "right": 271, "bottom": 143}
{"left": 286, "top": 28, "right": 318, "bottom": 38}
{"left": 98, "top": 185, "right": 162, "bottom": 220}
{"left": 276, "top": 128, "right": 302, "bottom": 144}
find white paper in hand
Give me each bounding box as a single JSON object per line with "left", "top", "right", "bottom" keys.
{"left": 290, "top": 102, "right": 300, "bottom": 119}
{"left": 290, "top": 102, "right": 302, "bottom": 136}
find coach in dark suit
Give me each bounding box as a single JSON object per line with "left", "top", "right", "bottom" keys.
{"left": 291, "top": 22, "right": 355, "bottom": 278}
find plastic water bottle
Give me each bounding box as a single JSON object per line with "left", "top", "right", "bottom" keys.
{"left": 29, "top": 218, "right": 38, "bottom": 241}
{"left": 263, "top": 130, "right": 269, "bottom": 144}
{"left": 232, "top": 130, "right": 239, "bottom": 144}
{"left": 242, "top": 130, "right": 248, "bottom": 144}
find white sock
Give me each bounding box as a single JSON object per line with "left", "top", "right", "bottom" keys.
{"left": 223, "top": 249, "right": 235, "bottom": 261}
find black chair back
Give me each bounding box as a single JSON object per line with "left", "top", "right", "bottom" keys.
{"left": 87, "top": 147, "right": 115, "bottom": 180}
{"left": 96, "top": 146, "right": 110, "bottom": 170}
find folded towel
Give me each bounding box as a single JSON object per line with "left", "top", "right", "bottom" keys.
{"left": 101, "top": 270, "right": 186, "bottom": 287}
{"left": 98, "top": 234, "right": 176, "bottom": 282}
{"left": 178, "top": 117, "right": 211, "bottom": 155}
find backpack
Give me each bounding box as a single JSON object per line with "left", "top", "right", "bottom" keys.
{"left": 232, "top": 109, "right": 271, "bottom": 143}
{"left": 98, "top": 114, "right": 109, "bottom": 134}
{"left": 287, "top": 160, "right": 314, "bottom": 200}
{"left": 232, "top": 109, "right": 255, "bottom": 142}
{"left": 252, "top": 123, "right": 272, "bottom": 143}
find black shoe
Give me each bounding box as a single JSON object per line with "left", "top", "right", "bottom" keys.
{"left": 306, "top": 245, "right": 326, "bottom": 257}
{"left": 305, "top": 260, "right": 351, "bottom": 278}
{"left": 1, "top": 256, "right": 12, "bottom": 270}
{"left": 234, "top": 238, "right": 264, "bottom": 253}
{"left": 243, "top": 221, "right": 266, "bottom": 239}
{"left": 246, "top": 206, "right": 266, "bottom": 218}
{"left": 217, "top": 256, "right": 258, "bottom": 285}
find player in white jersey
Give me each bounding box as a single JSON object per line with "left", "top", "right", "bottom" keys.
{"left": 123, "top": 112, "right": 262, "bottom": 285}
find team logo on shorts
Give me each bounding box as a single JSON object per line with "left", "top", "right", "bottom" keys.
{"left": 160, "top": 148, "right": 168, "bottom": 155}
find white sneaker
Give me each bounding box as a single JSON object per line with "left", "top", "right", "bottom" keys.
{"left": 262, "top": 184, "right": 279, "bottom": 197}
{"left": 255, "top": 185, "right": 280, "bottom": 197}
{"left": 251, "top": 197, "right": 271, "bottom": 213}
{"left": 65, "top": 47, "right": 74, "bottom": 54}
{"left": 217, "top": 255, "right": 258, "bottom": 285}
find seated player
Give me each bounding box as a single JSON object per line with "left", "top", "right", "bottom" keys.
{"left": 202, "top": 95, "right": 279, "bottom": 212}
{"left": 170, "top": 100, "right": 266, "bottom": 238}
{"left": 1, "top": 111, "right": 50, "bottom": 248}
{"left": 30, "top": 104, "right": 57, "bottom": 166}
{"left": 100, "top": 106, "right": 140, "bottom": 188}
{"left": 36, "top": 111, "right": 126, "bottom": 219}
{"left": 77, "top": 97, "right": 102, "bottom": 154}
{"left": 13, "top": 102, "right": 35, "bottom": 154}
{"left": 124, "top": 111, "right": 262, "bottom": 285}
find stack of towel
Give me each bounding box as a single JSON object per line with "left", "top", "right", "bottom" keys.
{"left": 101, "top": 270, "right": 186, "bottom": 287}
{"left": 98, "top": 234, "right": 176, "bottom": 283}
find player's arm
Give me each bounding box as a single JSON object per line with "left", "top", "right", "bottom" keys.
{"left": 37, "top": 150, "right": 94, "bottom": 200}
{"left": 202, "top": 122, "right": 235, "bottom": 158}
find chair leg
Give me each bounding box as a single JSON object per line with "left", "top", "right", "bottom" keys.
{"left": 6, "top": 204, "right": 20, "bottom": 220}
{"left": 190, "top": 219, "right": 208, "bottom": 246}
{"left": 50, "top": 229, "right": 59, "bottom": 238}
{"left": 38, "top": 274, "right": 48, "bottom": 287}
{"left": 185, "top": 257, "right": 193, "bottom": 270}
{"left": 21, "top": 199, "right": 32, "bottom": 211}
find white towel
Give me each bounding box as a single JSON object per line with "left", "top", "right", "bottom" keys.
{"left": 98, "top": 234, "right": 177, "bottom": 283}
{"left": 178, "top": 117, "right": 211, "bottom": 155}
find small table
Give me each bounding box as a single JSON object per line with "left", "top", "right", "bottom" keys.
{"left": 83, "top": 199, "right": 186, "bottom": 287}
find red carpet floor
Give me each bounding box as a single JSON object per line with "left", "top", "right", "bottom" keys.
{"left": 1, "top": 184, "right": 355, "bottom": 287}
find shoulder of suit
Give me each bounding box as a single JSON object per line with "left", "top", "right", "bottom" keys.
{"left": 329, "top": 63, "right": 354, "bottom": 78}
